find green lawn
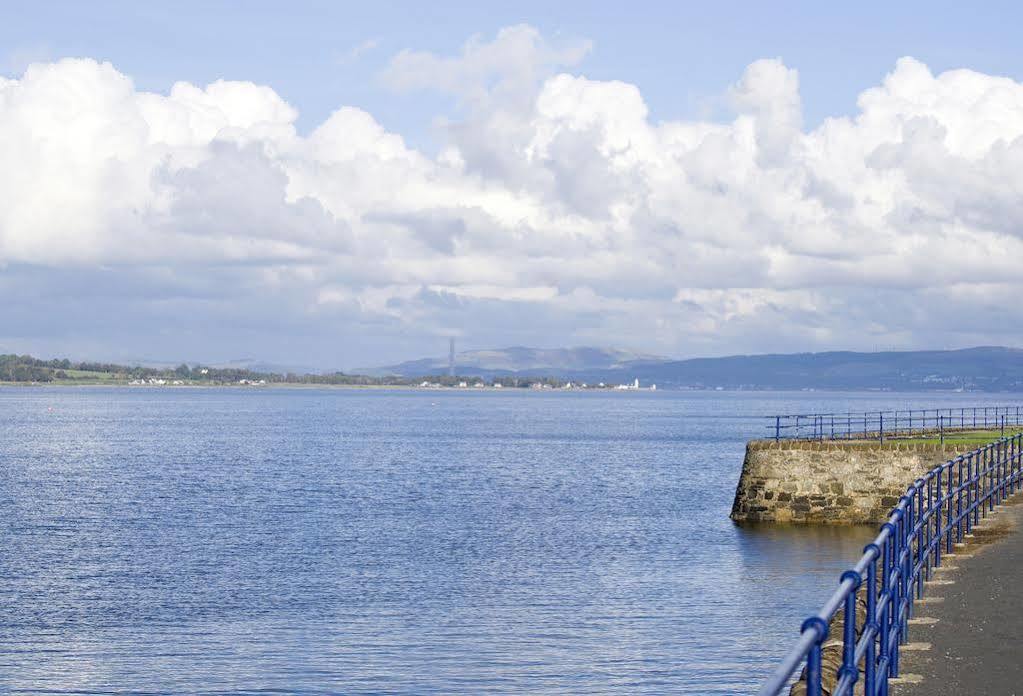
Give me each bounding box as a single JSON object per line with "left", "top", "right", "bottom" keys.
{"left": 897, "top": 429, "right": 1023, "bottom": 446}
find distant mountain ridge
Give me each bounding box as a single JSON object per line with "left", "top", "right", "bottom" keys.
{"left": 606, "top": 346, "right": 1023, "bottom": 391}
{"left": 359, "top": 346, "right": 668, "bottom": 376}
{"left": 363, "top": 346, "right": 1023, "bottom": 391}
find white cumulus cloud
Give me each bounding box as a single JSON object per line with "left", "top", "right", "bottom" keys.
{"left": 2, "top": 29, "right": 1023, "bottom": 366}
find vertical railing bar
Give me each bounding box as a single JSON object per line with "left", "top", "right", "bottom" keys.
{"left": 946, "top": 462, "right": 954, "bottom": 554}
{"left": 971, "top": 451, "right": 979, "bottom": 529}
{"left": 919, "top": 479, "right": 927, "bottom": 594}
{"left": 934, "top": 470, "right": 942, "bottom": 568}
{"left": 865, "top": 546, "right": 877, "bottom": 696}
{"left": 839, "top": 570, "right": 861, "bottom": 689}
{"left": 988, "top": 445, "right": 995, "bottom": 513}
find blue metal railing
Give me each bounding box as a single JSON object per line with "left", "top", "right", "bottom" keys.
{"left": 757, "top": 433, "right": 1022, "bottom": 695}
{"left": 769, "top": 405, "right": 1023, "bottom": 442}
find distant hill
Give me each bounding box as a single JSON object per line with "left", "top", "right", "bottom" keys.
{"left": 99, "top": 357, "right": 327, "bottom": 375}
{"left": 364, "top": 346, "right": 1023, "bottom": 391}
{"left": 212, "top": 358, "right": 326, "bottom": 375}
{"left": 589, "top": 346, "right": 1023, "bottom": 391}
{"left": 10, "top": 346, "right": 1023, "bottom": 391}
{"left": 359, "top": 346, "right": 668, "bottom": 377}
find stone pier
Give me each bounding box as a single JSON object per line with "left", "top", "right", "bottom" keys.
{"left": 730, "top": 440, "right": 970, "bottom": 524}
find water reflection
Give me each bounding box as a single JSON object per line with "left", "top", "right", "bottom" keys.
{"left": 734, "top": 522, "right": 877, "bottom": 578}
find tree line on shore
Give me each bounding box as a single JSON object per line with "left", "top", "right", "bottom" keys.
{"left": 0, "top": 354, "right": 578, "bottom": 388}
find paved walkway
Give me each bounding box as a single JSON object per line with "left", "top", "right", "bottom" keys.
{"left": 895, "top": 495, "right": 1023, "bottom": 696}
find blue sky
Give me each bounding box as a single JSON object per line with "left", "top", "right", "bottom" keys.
{"left": 3, "top": 2, "right": 1023, "bottom": 368}
{"left": 6, "top": 1, "right": 1023, "bottom": 141}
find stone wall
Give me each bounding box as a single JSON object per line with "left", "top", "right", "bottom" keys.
{"left": 730, "top": 440, "right": 969, "bottom": 524}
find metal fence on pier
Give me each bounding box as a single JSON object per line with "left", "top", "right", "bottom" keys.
{"left": 769, "top": 405, "right": 1023, "bottom": 442}
{"left": 757, "top": 434, "right": 1022, "bottom": 695}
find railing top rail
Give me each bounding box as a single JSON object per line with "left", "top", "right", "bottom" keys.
{"left": 765, "top": 404, "right": 1023, "bottom": 442}
{"left": 770, "top": 404, "right": 1021, "bottom": 420}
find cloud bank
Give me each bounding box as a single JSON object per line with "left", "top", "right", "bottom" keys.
{"left": 3, "top": 24, "right": 1023, "bottom": 366}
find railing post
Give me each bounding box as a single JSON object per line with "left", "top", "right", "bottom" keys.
{"left": 946, "top": 463, "right": 954, "bottom": 554}
{"left": 802, "top": 617, "right": 828, "bottom": 696}
{"left": 898, "top": 499, "right": 910, "bottom": 645}
{"left": 956, "top": 458, "right": 964, "bottom": 543}
{"left": 980, "top": 447, "right": 986, "bottom": 519}
{"left": 1009, "top": 436, "right": 1014, "bottom": 493}
{"left": 1008, "top": 435, "right": 1013, "bottom": 492}
{"left": 1006, "top": 436, "right": 1011, "bottom": 497}
{"left": 992, "top": 441, "right": 999, "bottom": 506}
{"left": 1010, "top": 433, "right": 1018, "bottom": 495}
{"left": 839, "top": 571, "right": 862, "bottom": 687}
{"left": 775, "top": 415, "right": 780, "bottom": 442}
{"left": 1013, "top": 435, "right": 1018, "bottom": 492}
{"left": 977, "top": 448, "right": 984, "bottom": 522}
{"left": 1013, "top": 434, "right": 1018, "bottom": 492}
{"left": 864, "top": 545, "right": 879, "bottom": 695}
{"left": 890, "top": 514, "right": 902, "bottom": 677}
{"left": 934, "top": 471, "right": 942, "bottom": 568}
{"left": 879, "top": 528, "right": 894, "bottom": 688}
{"left": 896, "top": 505, "right": 907, "bottom": 665}
{"left": 940, "top": 415, "right": 944, "bottom": 445}
{"left": 997, "top": 439, "right": 1003, "bottom": 504}
{"left": 983, "top": 446, "right": 990, "bottom": 515}
{"left": 998, "top": 440, "right": 1004, "bottom": 503}
{"left": 989, "top": 445, "right": 995, "bottom": 513}
{"left": 970, "top": 452, "right": 978, "bottom": 530}
{"left": 961, "top": 454, "right": 969, "bottom": 536}
{"left": 880, "top": 412, "right": 885, "bottom": 444}
{"left": 1001, "top": 438, "right": 1008, "bottom": 503}
{"left": 916, "top": 482, "right": 925, "bottom": 597}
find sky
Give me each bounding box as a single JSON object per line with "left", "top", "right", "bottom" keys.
{"left": 3, "top": 1, "right": 1023, "bottom": 369}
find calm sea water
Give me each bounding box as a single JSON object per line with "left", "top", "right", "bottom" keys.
{"left": 0, "top": 387, "right": 1016, "bottom": 694}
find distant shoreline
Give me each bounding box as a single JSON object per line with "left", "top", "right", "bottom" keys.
{"left": 2, "top": 381, "right": 1020, "bottom": 394}
{"left": 0, "top": 381, "right": 657, "bottom": 392}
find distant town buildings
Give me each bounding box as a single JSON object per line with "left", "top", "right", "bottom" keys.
{"left": 128, "top": 378, "right": 193, "bottom": 386}
{"left": 412, "top": 377, "right": 657, "bottom": 391}
{"left": 614, "top": 378, "right": 649, "bottom": 390}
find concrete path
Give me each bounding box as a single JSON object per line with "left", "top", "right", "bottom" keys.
{"left": 894, "top": 494, "right": 1023, "bottom": 696}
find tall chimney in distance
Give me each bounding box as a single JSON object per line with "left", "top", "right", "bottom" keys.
{"left": 448, "top": 337, "right": 455, "bottom": 377}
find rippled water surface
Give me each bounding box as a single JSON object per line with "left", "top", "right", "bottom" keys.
{"left": 0, "top": 387, "right": 1015, "bottom": 694}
